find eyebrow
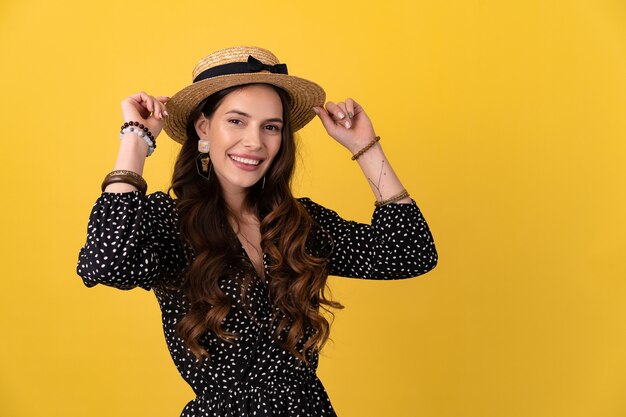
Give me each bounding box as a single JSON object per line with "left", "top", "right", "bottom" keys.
{"left": 225, "top": 109, "right": 283, "bottom": 124}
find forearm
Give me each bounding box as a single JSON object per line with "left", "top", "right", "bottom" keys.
{"left": 104, "top": 133, "right": 149, "bottom": 193}
{"left": 353, "top": 142, "right": 412, "bottom": 204}
{"left": 312, "top": 99, "right": 413, "bottom": 204}
{"left": 98, "top": 91, "right": 167, "bottom": 193}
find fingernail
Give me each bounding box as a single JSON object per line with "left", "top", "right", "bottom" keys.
{"left": 164, "top": 110, "right": 169, "bottom": 116}
{"left": 348, "top": 112, "right": 353, "bottom": 119}
{"left": 344, "top": 121, "right": 351, "bottom": 128}
{"left": 338, "top": 112, "right": 345, "bottom": 119}
{"left": 312, "top": 107, "right": 319, "bottom": 114}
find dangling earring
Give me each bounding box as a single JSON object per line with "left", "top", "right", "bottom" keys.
{"left": 262, "top": 175, "right": 266, "bottom": 190}
{"left": 196, "top": 139, "right": 211, "bottom": 180}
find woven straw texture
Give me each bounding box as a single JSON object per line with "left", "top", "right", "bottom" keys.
{"left": 163, "top": 46, "right": 325, "bottom": 144}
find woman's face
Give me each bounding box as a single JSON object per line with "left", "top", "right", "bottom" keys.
{"left": 195, "top": 84, "right": 284, "bottom": 195}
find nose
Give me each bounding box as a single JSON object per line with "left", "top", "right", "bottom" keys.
{"left": 241, "top": 127, "right": 262, "bottom": 150}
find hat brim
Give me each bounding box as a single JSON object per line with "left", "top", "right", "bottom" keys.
{"left": 163, "top": 73, "right": 326, "bottom": 144}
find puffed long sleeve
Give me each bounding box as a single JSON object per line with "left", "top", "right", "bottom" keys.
{"left": 76, "top": 190, "right": 187, "bottom": 290}
{"left": 299, "top": 198, "right": 438, "bottom": 280}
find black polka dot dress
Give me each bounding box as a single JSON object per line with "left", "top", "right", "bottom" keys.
{"left": 76, "top": 191, "right": 437, "bottom": 416}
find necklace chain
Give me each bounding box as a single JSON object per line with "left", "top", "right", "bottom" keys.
{"left": 236, "top": 228, "right": 264, "bottom": 278}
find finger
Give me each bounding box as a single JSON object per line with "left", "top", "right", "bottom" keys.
{"left": 324, "top": 102, "right": 346, "bottom": 121}
{"left": 345, "top": 98, "right": 355, "bottom": 119}
{"left": 128, "top": 92, "right": 147, "bottom": 110}
{"left": 154, "top": 99, "right": 164, "bottom": 119}
{"left": 147, "top": 97, "right": 157, "bottom": 117}
{"left": 312, "top": 106, "right": 336, "bottom": 131}
{"left": 126, "top": 93, "right": 152, "bottom": 118}
{"left": 337, "top": 102, "right": 348, "bottom": 116}
{"left": 350, "top": 97, "right": 364, "bottom": 114}
{"left": 156, "top": 96, "right": 169, "bottom": 116}
{"left": 142, "top": 92, "right": 160, "bottom": 118}
{"left": 336, "top": 102, "right": 351, "bottom": 128}
{"left": 136, "top": 92, "right": 154, "bottom": 113}
{"left": 146, "top": 96, "right": 162, "bottom": 119}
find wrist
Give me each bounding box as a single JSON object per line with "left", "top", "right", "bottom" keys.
{"left": 120, "top": 132, "right": 154, "bottom": 157}
{"left": 351, "top": 136, "right": 381, "bottom": 161}
{"left": 346, "top": 134, "right": 377, "bottom": 154}
{"left": 120, "top": 132, "right": 150, "bottom": 150}
{"left": 120, "top": 121, "right": 156, "bottom": 157}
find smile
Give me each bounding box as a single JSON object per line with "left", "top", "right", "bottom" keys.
{"left": 229, "top": 155, "right": 262, "bottom": 166}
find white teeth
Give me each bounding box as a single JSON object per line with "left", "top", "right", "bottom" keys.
{"left": 230, "top": 155, "right": 261, "bottom": 166}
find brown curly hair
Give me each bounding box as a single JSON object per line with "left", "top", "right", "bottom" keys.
{"left": 166, "top": 84, "right": 344, "bottom": 366}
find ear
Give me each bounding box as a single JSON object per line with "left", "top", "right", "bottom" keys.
{"left": 194, "top": 113, "right": 211, "bottom": 139}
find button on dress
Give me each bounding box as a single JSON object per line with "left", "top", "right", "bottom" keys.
{"left": 76, "top": 191, "right": 437, "bottom": 416}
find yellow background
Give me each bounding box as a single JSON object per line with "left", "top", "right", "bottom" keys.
{"left": 1, "top": 0, "right": 625, "bottom": 416}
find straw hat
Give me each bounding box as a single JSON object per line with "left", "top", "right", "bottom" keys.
{"left": 163, "top": 46, "right": 326, "bottom": 144}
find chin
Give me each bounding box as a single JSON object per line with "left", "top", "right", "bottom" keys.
{"left": 217, "top": 173, "right": 264, "bottom": 192}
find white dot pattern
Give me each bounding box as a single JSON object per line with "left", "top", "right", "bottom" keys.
{"left": 76, "top": 191, "right": 438, "bottom": 416}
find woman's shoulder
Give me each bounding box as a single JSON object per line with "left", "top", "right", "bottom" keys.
{"left": 296, "top": 196, "right": 330, "bottom": 214}
{"left": 295, "top": 196, "right": 315, "bottom": 207}
{"left": 295, "top": 197, "right": 336, "bottom": 222}
{"left": 295, "top": 197, "right": 351, "bottom": 234}
{"left": 147, "top": 190, "right": 177, "bottom": 207}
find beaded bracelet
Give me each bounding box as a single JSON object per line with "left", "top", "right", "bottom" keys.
{"left": 351, "top": 136, "right": 381, "bottom": 161}
{"left": 101, "top": 169, "right": 148, "bottom": 195}
{"left": 374, "top": 189, "right": 410, "bottom": 207}
{"left": 120, "top": 121, "right": 156, "bottom": 157}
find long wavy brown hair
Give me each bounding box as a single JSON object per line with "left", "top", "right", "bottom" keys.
{"left": 166, "top": 83, "right": 344, "bottom": 366}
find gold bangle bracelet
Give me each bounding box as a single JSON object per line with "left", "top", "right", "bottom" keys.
{"left": 351, "top": 136, "right": 381, "bottom": 161}
{"left": 375, "top": 189, "right": 410, "bottom": 207}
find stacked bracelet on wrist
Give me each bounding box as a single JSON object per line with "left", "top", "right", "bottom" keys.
{"left": 351, "top": 136, "right": 381, "bottom": 161}
{"left": 120, "top": 121, "right": 156, "bottom": 157}
{"left": 375, "top": 189, "right": 410, "bottom": 207}
{"left": 101, "top": 170, "right": 148, "bottom": 195}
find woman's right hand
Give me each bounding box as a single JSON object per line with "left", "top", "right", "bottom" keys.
{"left": 121, "top": 92, "right": 169, "bottom": 138}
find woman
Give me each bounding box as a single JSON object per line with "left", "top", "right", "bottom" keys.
{"left": 76, "top": 46, "right": 437, "bottom": 417}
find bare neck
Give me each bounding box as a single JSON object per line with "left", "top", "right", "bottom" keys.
{"left": 222, "top": 187, "right": 258, "bottom": 226}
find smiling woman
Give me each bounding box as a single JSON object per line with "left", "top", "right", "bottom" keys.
{"left": 76, "top": 46, "right": 438, "bottom": 417}
{"left": 194, "top": 84, "right": 284, "bottom": 194}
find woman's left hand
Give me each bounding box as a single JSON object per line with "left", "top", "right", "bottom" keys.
{"left": 313, "top": 98, "right": 377, "bottom": 154}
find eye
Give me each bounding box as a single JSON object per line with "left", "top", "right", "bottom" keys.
{"left": 228, "top": 119, "right": 243, "bottom": 125}
{"left": 265, "top": 124, "right": 282, "bottom": 132}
